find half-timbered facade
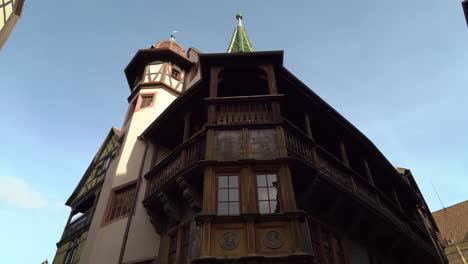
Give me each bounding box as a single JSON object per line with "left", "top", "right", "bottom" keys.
{"left": 53, "top": 14, "right": 448, "bottom": 264}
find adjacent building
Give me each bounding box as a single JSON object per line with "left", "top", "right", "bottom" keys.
{"left": 0, "top": 0, "right": 24, "bottom": 49}
{"left": 433, "top": 201, "right": 468, "bottom": 264}
{"left": 52, "top": 14, "right": 448, "bottom": 264}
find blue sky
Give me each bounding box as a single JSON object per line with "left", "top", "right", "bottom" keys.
{"left": 0, "top": 0, "right": 467, "bottom": 262}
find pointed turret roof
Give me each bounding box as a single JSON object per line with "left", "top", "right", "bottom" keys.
{"left": 227, "top": 13, "right": 254, "bottom": 53}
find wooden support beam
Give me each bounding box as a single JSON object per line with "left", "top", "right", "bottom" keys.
{"left": 392, "top": 188, "right": 403, "bottom": 211}
{"left": 338, "top": 141, "right": 350, "bottom": 167}
{"left": 363, "top": 160, "right": 375, "bottom": 186}
{"left": 304, "top": 112, "right": 314, "bottom": 139}
{"left": 183, "top": 112, "right": 191, "bottom": 142}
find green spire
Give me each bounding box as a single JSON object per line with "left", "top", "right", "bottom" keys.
{"left": 227, "top": 13, "right": 254, "bottom": 53}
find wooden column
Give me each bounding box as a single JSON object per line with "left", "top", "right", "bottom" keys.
{"left": 208, "top": 67, "right": 222, "bottom": 124}
{"left": 304, "top": 112, "right": 313, "bottom": 139}
{"left": 245, "top": 217, "right": 256, "bottom": 255}
{"left": 338, "top": 141, "right": 350, "bottom": 167}
{"left": 363, "top": 160, "right": 375, "bottom": 186}
{"left": 278, "top": 165, "right": 297, "bottom": 211}
{"left": 209, "top": 66, "right": 222, "bottom": 98}
{"left": 260, "top": 64, "right": 278, "bottom": 95}
{"left": 202, "top": 167, "right": 216, "bottom": 214}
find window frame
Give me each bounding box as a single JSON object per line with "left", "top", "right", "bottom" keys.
{"left": 171, "top": 68, "right": 181, "bottom": 81}
{"left": 216, "top": 173, "right": 241, "bottom": 216}
{"left": 102, "top": 181, "right": 137, "bottom": 225}
{"left": 255, "top": 172, "right": 281, "bottom": 214}
{"left": 135, "top": 92, "right": 157, "bottom": 112}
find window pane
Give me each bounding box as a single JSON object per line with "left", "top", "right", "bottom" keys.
{"left": 229, "top": 202, "right": 240, "bottom": 215}
{"left": 218, "top": 189, "right": 228, "bottom": 202}
{"left": 268, "top": 187, "right": 278, "bottom": 200}
{"left": 267, "top": 174, "right": 277, "bottom": 187}
{"left": 256, "top": 175, "right": 267, "bottom": 187}
{"left": 218, "top": 202, "right": 228, "bottom": 215}
{"left": 270, "top": 200, "right": 279, "bottom": 213}
{"left": 259, "top": 201, "right": 270, "bottom": 214}
{"left": 257, "top": 187, "right": 269, "bottom": 200}
{"left": 228, "top": 176, "right": 238, "bottom": 188}
{"left": 218, "top": 176, "right": 228, "bottom": 188}
{"left": 229, "top": 189, "right": 239, "bottom": 201}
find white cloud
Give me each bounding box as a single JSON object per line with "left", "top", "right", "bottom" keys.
{"left": 0, "top": 176, "right": 48, "bottom": 208}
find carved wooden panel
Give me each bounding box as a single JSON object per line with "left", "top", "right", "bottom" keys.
{"left": 248, "top": 129, "right": 279, "bottom": 160}
{"left": 214, "top": 130, "right": 243, "bottom": 161}
{"left": 254, "top": 221, "right": 292, "bottom": 255}
{"left": 211, "top": 223, "right": 247, "bottom": 257}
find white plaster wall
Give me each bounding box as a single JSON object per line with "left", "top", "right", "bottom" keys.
{"left": 79, "top": 86, "right": 177, "bottom": 263}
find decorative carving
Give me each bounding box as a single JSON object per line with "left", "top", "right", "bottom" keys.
{"left": 176, "top": 177, "right": 201, "bottom": 211}
{"left": 263, "top": 230, "right": 284, "bottom": 249}
{"left": 248, "top": 129, "right": 278, "bottom": 159}
{"left": 214, "top": 130, "right": 243, "bottom": 161}
{"left": 157, "top": 192, "right": 180, "bottom": 226}
{"left": 219, "top": 232, "right": 239, "bottom": 250}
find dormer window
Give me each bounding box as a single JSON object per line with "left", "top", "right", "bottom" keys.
{"left": 171, "top": 69, "right": 181, "bottom": 81}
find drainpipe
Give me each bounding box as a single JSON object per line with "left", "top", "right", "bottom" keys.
{"left": 118, "top": 140, "right": 150, "bottom": 264}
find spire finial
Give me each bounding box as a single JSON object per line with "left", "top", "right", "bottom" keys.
{"left": 170, "top": 31, "right": 178, "bottom": 42}
{"left": 236, "top": 13, "right": 243, "bottom": 27}
{"left": 227, "top": 12, "right": 254, "bottom": 53}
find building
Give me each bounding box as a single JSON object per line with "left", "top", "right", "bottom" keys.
{"left": 0, "top": 0, "right": 24, "bottom": 49}
{"left": 52, "top": 14, "right": 448, "bottom": 264}
{"left": 433, "top": 201, "right": 468, "bottom": 264}
{"left": 463, "top": 0, "right": 468, "bottom": 27}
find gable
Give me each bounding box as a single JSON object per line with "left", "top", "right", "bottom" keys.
{"left": 66, "top": 128, "right": 120, "bottom": 206}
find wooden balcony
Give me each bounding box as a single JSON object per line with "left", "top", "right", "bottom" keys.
{"left": 62, "top": 211, "right": 90, "bottom": 240}
{"left": 145, "top": 131, "right": 206, "bottom": 198}
{"left": 205, "top": 95, "right": 282, "bottom": 126}
{"left": 284, "top": 124, "right": 438, "bottom": 259}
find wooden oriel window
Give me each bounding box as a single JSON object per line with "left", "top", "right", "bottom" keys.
{"left": 309, "top": 219, "right": 348, "bottom": 264}
{"left": 140, "top": 94, "right": 154, "bottom": 109}
{"left": 217, "top": 175, "right": 240, "bottom": 215}
{"left": 256, "top": 174, "right": 280, "bottom": 214}
{"left": 171, "top": 69, "right": 181, "bottom": 80}
{"left": 167, "top": 232, "right": 178, "bottom": 264}
{"left": 105, "top": 184, "right": 136, "bottom": 223}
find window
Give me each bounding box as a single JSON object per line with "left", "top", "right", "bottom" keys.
{"left": 63, "top": 237, "right": 79, "bottom": 264}
{"left": 171, "top": 69, "right": 181, "bottom": 80}
{"left": 217, "top": 175, "right": 240, "bottom": 215}
{"left": 140, "top": 94, "right": 154, "bottom": 109}
{"left": 105, "top": 184, "right": 136, "bottom": 223}
{"left": 309, "top": 219, "right": 348, "bottom": 264}
{"left": 256, "top": 174, "right": 280, "bottom": 214}
{"left": 167, "top": 232, "right": 177, "bottom": 264}
{"left": 332, "top": 234, "right": 346, "bottom": 264}
{"left": 102, "top": 156, "right": 111, "bottom": 170}
{"left": 321, "top": 229, "right": 334, "bottom": 264}
{"left": 179, "top": 225, "right": 190, "bottom": 264}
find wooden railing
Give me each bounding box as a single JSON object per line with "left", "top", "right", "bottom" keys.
{"left": 283, "top": 124, "right": 437, "bottom": 257}
{"left": 63, "top": 211, "right": 90, "bottom": 238}
{"left": 206, "top": 95, "right": 282, "bottom": 126}
{"left": 146, "top": 132, "right": 206, "bottom": 196}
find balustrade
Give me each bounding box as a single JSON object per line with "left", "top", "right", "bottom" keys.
{"left": 206, "top": 95, "right": 282, "bottom": 126}
{"left": 283, "top": 124, "right": 435, "bottom": 255}
{"left": 146, "top": 132, "right": 206, "bottom": 196}
{"left": 63, "top": 212, "right": 89, "bottom": 238}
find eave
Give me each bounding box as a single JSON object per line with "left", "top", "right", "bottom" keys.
{"left": 124, "top": 48, "right": 193, "bottom": 90}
